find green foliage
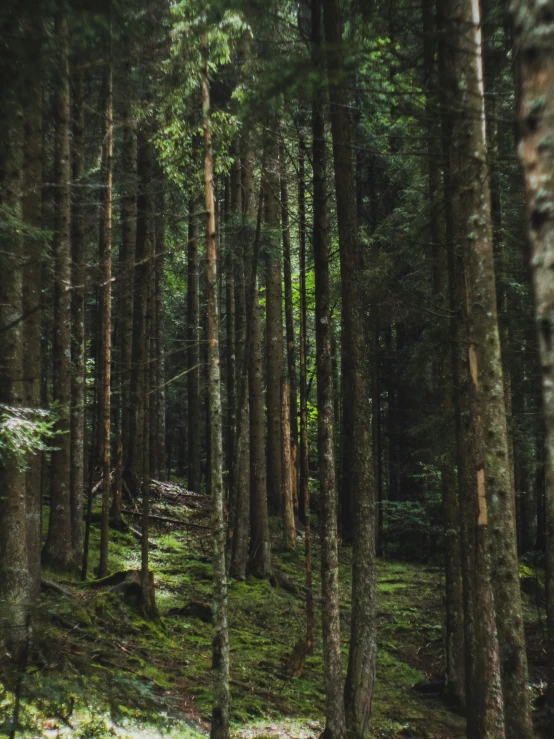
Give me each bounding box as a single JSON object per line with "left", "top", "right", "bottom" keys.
{"left": 0, "top": 404, "right": 58, "bottom": 470}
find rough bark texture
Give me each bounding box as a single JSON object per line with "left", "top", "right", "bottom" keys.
{"left": 43, "top": 10, "right": 74, "bottom": 571}
{"left": 298, "top": 138, "right": 314, "bottom": 651}
{"left": 0, "top": 44, "right": 29, "bottom": 652}
{"left": 22, "top": 24, "right": 44, "bottom": 599}
{"left": 511, "top": 0, "right": 554, "bottom": 729}
{"left": 154, "top": 186, "right": 166, "bottom": 480}
{"left": 322, "top": 0, "right": 376, "bottom": 735}
{"left": 69, "top": 68, "right": 86, "bottom": 565}
{"left": 188, "top": 200, "right": 202, "bottom": 493}
{"left": 281, "top": 377, "right": 296, "bottom": 549}
{"left": 264, "top": 129, "right": 284, "bottom": 516}
{"left": 202, "top": 35, "right": 230, "bottom": 739}
{"left": 128, "top": 129, "right": 152, "bottom": 482}
{"left": 312, "top": 6, "right": 345, "bottom": 733}
{"left": 280, "top": 143, "right": 298, "bottom": 509}
{"left": 298, "top": 141, "right": 310, "bottom": 529}
{"left": 119, "top": 110, "right": 138, "bottom": 481}
{"left": 247, "top": 155, "right": 271, "bottom": 578}
{"left": 447, "top": 0, "right": 532, "bottom": 736}
{"left": 99, "top": 57, "right": 113, "bottom": 578}
{"left": 422, "top": 0, "right": 465, "bottom": 705}
{"left": 230, "top": 152, "right": 251, "bottom": 581}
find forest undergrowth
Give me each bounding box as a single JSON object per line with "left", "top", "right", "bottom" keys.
{"left": 1, "top": 481, "right": 546, "bottom": 739}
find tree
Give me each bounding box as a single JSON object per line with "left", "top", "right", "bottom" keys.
{"left": 98, "top": 46, "right": 114, "bottom": 578}
{"left": 447, "top": 0, "right": 532, "bottom": 735}
{"left": 0, "top": 12, "right": 29, "bottom": 652}
{"left": 201, "top": 29, "right": 230, "bottom": 739}
{"left": 322, "top": 0, "right": 376, "bottom": 734}
{"left": 42, "top": 5, "right": 74, "bottom": 572}
{"left": 312, "top": 2, "right": 345, "bottom": 735}
{"left": 511, "top": 0, "right": 554, "bottom": 729}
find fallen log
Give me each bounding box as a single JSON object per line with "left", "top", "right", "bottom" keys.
{"left": 121, "top": 508, "right": 210, "bottom": 530}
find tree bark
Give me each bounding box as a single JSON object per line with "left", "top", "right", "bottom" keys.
{"left": 265, "top": 126, "right": 284, "bottom": 516}
{"left": 312, "top": 4, "right": 345, "bottom": 733}
{"left": 247, "top": 152, "right": 272, "bottom": 578}
{"left": 422, "top": 0, "right": 465, "bottom": 705}
{"left": 447, "top": 0, "right": 532, "bottom": 736}
{"left": 128, "top": 128, "right": 152, "bottom": 483}
{"left": 201, "top": 33, "right": 230, "bottom": 739}
{"left": 511, "top": 1, "right": 554, "bottom": 729}
{"left": 281, "top": 377, "right": 296, "bottom": 549}
{"left": 43, "top": 9, "right": 74, "bottom": 571}
{"left": 322, "top": 0, "right": 376, "bottom": 734}
{"left": 188, "top": 199, "right": 202, "bottom": 493}
{"left": 280, "top": 143, "right": 298, "bottom": 512}
{"left": 98, "top": 51, "right": 113, "bottom": 578}
{"left": 0, "top": 42, "right": 29, "bottom": 653}
{"left": 120, "top": 108, "right": 138, "bottom": 483}
{"left": 22, "top": 19, "right": 44, "bottom": 599}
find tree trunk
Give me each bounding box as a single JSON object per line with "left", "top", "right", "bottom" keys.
{"left": 438, "top": 3, "right": 505, "bottom": 733}
{"left": 248, "top": 155, "right": 271, "bottom": 578}
{"left": 280, "top": 143, "right": 298, "bottom": 512}
{"left": 154, "top": 185, "right": 166, "bottom": 481}
{"left": 265, "top": 127, "right": 284, "bottom": 516}
{"left": 22, "top": 22, "right": 44, "bottom": 599}
{"left": 281, "top": 377, "right": 296, "bottom": 549}
{"left": 511, "top": 1, "right": 554, "bottom": 729}
{"left": 298, "top": 139, "right": 310, "bottom": 528}
{"left": 230, "top": 150, "right": 251, "bottom": 580}
{"left": 188, "top": 199, "right": 202, "bottom": 492}
{"left": 298, "top": 135, "right": 314, "bottom": 652}
{"left": 312, "top": 4, "right": 345, "bottom": 733}
{"left": 201, "top": 34, "right": 230, "bottom": 739}
{"left": 0, "top": 46, "right": 29, "bottom": 653}
{"left": 43, "top": 9, "right": 74, "bottom": 572}
{"left": 98, "top": 52, "right": 113, "bottom": 579}
{"left": 447, "top": 0, "right": 532, "bottom": 736}
{"left": 422, "top": 0, "right": 465, "bottom": 705}
{"left": 322, "top": 0, "right": 376, "bottom": 734}
{"left": 120, "top": 108, "right": 138, "bottom": 484}
{"left": 128, "top": 128, "right": 152, "bottom": 484}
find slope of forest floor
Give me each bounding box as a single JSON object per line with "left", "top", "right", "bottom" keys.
{"left": 1, "top": 480, "right": 546, "bottom": 738}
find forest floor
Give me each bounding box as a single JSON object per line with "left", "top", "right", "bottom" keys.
{"left": 0, "top": 480, "right": 546, "bottom": 738}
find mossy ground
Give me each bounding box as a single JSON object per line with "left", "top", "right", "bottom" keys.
{"left": 2, "top": 485, "right": 471, "bottom": 738}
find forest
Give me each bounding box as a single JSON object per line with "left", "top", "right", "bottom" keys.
{"left": 1, "top": 0, "right": 554, "bottom": 737}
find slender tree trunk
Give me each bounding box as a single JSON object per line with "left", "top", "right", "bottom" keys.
{"left": 511, "top": 2, "right": 554, "bottom": 729}
{"left": 70, "top": 68, "right": 86, "bottom": 562}
{"left": 22, "top": 22, "right": 44, "bottom": 599}
{"left": 43, "top": 9, "right": 74, "bottom": 571}
{"left": 322, "top": 0, "right": 376, "bottom": 734}
{"left": 265, "top": 127, "right": 284, "bottom": 516}
{"left": 298, "top": 139, "right": 310, "bottom": 528}
{"left": 280, "top": 143, "right": 298, "bottom": 511}
{"left": 312, "top": 5, "right": 345, "bottom": 734}
{"left": 247, "top": 153, "right": 271, "bottom": 578}
{"left": 154, "top": 186, "right": 166, "bottom": 481}
{"left": 0, "top": 49, "right": 29, "bottom": 653}
{"left": 230, "top": 151, "right": 250, "bottom": 580}
{"left": 422, "top": 0, "right": 465, "bottom": 704}
{"left": 447, "top": 1, "right": 532, "bottom": 736}
{"left": 281, "top": 377, "right": 296, "bottom": 549}
{"left": 188, "top": 199, "right": 202, "bottom": 492}
{"left": 120, "top": 109, "right": 138, "bottom": 482}
{"left": 98, "top": 52, "right": 113, "bottom": 578}
{"left": 298, "top": 135, "right": 314, "bottom": 651}
{"left": 438, "top": 4, "right": 505, "bottom": 733}
{"left": 128, "top": 128, "right": 152, "bottom": 486}
{"left": 140, "top": 256, "right": 157, "bottom": 619}
{"left": 201, "top": 34, "right": 230, "bottom": 739}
